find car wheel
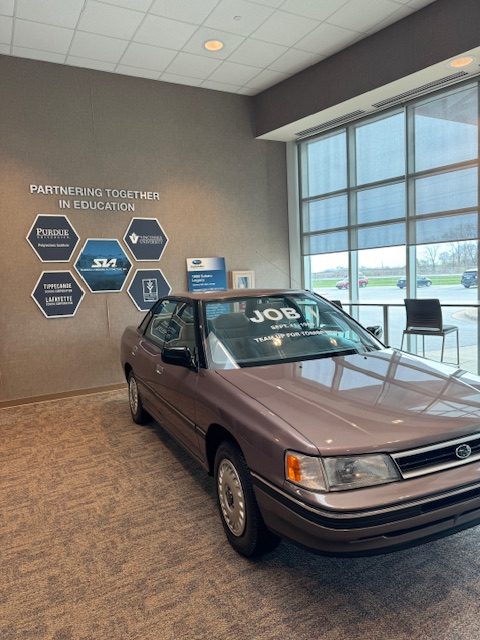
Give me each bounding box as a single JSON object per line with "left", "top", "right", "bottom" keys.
{"left": 214, "top": 441, "right": 280, "bottom": 558}
{"left": 464, "top": 284, "right": 470, "bottom": 288}
{"left": 128, "top": 371, "right": 149, "bottom": 424}
{"left": 426, "top": 280, "right": 432, "bottom": 287}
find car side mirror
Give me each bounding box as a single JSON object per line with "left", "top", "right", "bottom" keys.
{"left": 366, "top": 325, "right": 383, "bottom": 339}
{"left": 162, "top": 346, "right": 197, "bottom": 370}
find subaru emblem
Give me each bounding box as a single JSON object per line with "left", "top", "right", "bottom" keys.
{"left": 455, "top": 444, "right": 472, "bottom": 459}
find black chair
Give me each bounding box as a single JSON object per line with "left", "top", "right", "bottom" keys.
{"left": 400, "top": 298, "right": 459, "bottom": 365}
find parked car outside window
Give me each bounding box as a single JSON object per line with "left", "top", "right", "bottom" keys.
{"left": 335, "top": 274, "right": 368, "bottom": 289}
{"left": 121, "top": 289, "right": 480, "bottom": 558}
{"left": 396, "top": 276, "right": 432, "bottom": 289}
{"left": 461, "top": 269, "right": 478, "bottom": 288}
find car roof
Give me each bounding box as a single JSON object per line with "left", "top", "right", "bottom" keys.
{"left": 164, "top": 289, "right": 308, "bottom": 301}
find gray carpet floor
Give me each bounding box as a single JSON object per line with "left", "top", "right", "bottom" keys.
{"left": 1, "top": 389, "right": 480, "bottom": 640}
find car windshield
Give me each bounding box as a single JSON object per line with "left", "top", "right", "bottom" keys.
{"left": 203, "top": 292, "right": 381, "bottom": 370}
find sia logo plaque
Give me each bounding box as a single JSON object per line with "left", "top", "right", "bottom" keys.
{"left": 31, "top": 271, "right": 85, "bottom": 318}
{"left": 127, "top": 269, "right": 171, "bottom": 311}
{"left": 75, "top": 239, "right": 132, "bottom": 293}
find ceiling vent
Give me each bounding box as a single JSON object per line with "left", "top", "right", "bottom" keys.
{"left": 371, "top": 71, "right": 469, "bottom": 108}
{"left": 295, "top": 110, "right": 365, "bottom": 139}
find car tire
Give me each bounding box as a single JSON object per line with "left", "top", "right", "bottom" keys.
{"left": 128, "top": 371, "right": 149, "bottom": 425}
{"left": 214, "top": 441, "right": 280, "bottom": 558}
{"left": 426, "top": 280, "right": 432, "bottom": 287}
{"left": 464, "top": 284, "right": 470, "bottom": 288}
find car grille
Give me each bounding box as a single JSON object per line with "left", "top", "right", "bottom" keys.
{"left": 392, "top": 433, "right": 480, "bottom": 479}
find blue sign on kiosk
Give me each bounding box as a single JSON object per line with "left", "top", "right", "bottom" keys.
{"left": 186, "top": 257, "right": 227, "bottom": 292}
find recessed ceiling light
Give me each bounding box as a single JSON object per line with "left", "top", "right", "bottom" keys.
{"left": 448, "top": 56, "right": 475, "bottom": 68}
{"left": 204, "top": 39, "right": 224, "bottom": 52}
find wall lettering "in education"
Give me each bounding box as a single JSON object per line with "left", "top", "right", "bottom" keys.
{"left": 29, "top": 184, "right": 160, "bottom": 213}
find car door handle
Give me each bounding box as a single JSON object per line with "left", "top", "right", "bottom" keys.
{"left": 155, "top": 364, "right": 164, "bottom": 375}
{"left": 131, "top": 345, "right": 138, "bottom": 356}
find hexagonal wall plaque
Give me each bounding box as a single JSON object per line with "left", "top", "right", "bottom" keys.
{"left": 27, "top": 214, "right": 80, "bottom": 262}
{"left": 123, "top": 217, "right": 168, "bottom": 261}
{"left": 74, "top": 239, "right": 132, "bottom": 293}
{"left": 31, "top": 271, "right": 85, "bottom": 318}
{"left": 127, "top": 269, "right": 171, "bottom": 311}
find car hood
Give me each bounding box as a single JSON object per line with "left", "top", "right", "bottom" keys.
{"left": 216, "top": 349, "right": 480, "bottom": 455}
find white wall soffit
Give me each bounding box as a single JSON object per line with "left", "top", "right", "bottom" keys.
{"left": 257, "top": 45, "right": 480, "bottom": 141}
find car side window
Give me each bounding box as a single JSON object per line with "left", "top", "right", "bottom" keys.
{"left": 164, "top": 303, "right": 196, "bottom": 352}
{"left": 146, "top": 300, "right": 178, "bottom": 348}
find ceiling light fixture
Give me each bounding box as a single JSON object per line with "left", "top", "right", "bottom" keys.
{"left": 204, "top": 39, "right": 224, "bottom": 52}
{"left": 448, "top": 56, "right": 475, "bottom": 68}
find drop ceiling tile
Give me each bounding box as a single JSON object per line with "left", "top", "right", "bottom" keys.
{"left": 281, "top": 0, "right": 349, "bottom": 21}
{"left": 246, "top": 0, "right": 283, "bottom": 7}
{"left": 77, "top": 1, "right": 144, "bottom": 40}
{"left": 407, "top": 0, "right": 436, "bottom": 8}
{"left": 204, "top": 0, "right": 274, "bottom": 37}
{"left": 120, "top": 42, "right": 177, "bottom": 70}
{"left": 328, "top": 0, "right": 401, "bottom": 33}
{"left": 165, "top": 52, "right": 222, "bottom": 79}
{"left": 209, "top": 60, "right": 262, "bottom": 84}
{"left": 245, "top": 67, "right": 287, "bottom": 90}
{"left": 228, "top": 38, "right": 286, "bottom": 67}
{"left": 296, "top": 21, "right": 359, "bottom": 55}
{"left": 12, "top": 46, "right": 65, "bottom": 63}
{"left": 201, "top": 79, "right": 242, "bottom": 92}
{"left": 67, "top": 56, "right": 116, "bottom": 71}
{"left": 0, "top": 0, "right": 14, "bottom": 17}
{"left": 182, "top": 27, "right": 244, "bottom": 60}
{"left": 237, "top": 85, "right": 256, "bottom": 94}
{"left": 365, "top": 4, "right": 412, "bottom": 33}
{"left": 251, "top": 11, "right": 318, "bottom": 47}
{"left": 117, "top": 64, "right": 160, "bottom": 79}
{"left": 150, "top": 0, "right": 219, "bottom": 24}
{"left": 98, "top": 0, "right": 151, "bottom": 11}
{"left": 16, "top": 0, "right": 84, "bottom": 29}
{"left": 160, "top": 72, "right": 203, "bottom": 86}
{"left": 0, "top": 15, "right": 12, "bottom": 43}
{"left": 14, "top": 20, "right": 73, "bottom": 54}
{"left": 134, "top": 14, "right": 197, "bottom": 50}
{"left": 70, "top": 31, "right": 128, "bottom": 62}
{"left": 268, "top": 47, "right": 322, "bottom": 73}
{"left": 0, "top": 42, "right": 9, "bottom": 52}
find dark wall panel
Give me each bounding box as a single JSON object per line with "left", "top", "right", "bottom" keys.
{"left": 254, "top": 0, "right": 480, "bottom": 136}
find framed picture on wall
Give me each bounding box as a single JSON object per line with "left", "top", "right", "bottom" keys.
{"left": 231, "top": 270, "right": 255, "bottom": 289}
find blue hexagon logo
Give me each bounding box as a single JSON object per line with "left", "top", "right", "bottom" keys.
{"left": 32, "top": 271, "right": 85, "bottom": 318}
{"left": 127, "top": 269, "right": 171, "bottom": 311}
{"left": 123, "top": 217, "right": 168, "bottom": 261}
{"left": 74, "top": 239, "right": 132, "bottom": 293}
{"left": 27, "top": 214, "right": 80, "bottom": 262}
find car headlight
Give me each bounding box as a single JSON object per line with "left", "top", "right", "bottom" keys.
{"left": 323, "top": 454, "right": 400, "bottom": 491}
{"left": 285, "top": 451, "right": 400, "bottom": 492}
{"left": 285, "top": 451, "right": 327, "bottom": 491}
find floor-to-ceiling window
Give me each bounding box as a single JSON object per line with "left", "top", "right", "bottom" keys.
{"left": 299, "top": 80, "right": 479, "bottom": 370}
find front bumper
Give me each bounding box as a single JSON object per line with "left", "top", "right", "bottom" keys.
{"left": 252, "top": 474, "right": 480, "bottom": 555}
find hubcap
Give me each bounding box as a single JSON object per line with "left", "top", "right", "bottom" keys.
{"left": 129, "top": 376, "right": 139, "bottom": 414}
{"left": 217, "top": 458, "right": 246, "bottom": 537}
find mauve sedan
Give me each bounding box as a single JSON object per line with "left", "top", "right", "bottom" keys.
{"left": 121, "top": 290, "right": 480, "bottom": 557}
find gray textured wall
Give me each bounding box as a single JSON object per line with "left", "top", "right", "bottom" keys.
{"left": 0, "top": 55, "right": 289, "bottom": 402}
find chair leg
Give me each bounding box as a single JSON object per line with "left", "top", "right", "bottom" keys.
{"left": 441, "top": 335, "right": 445, "bottom": 362}
{"left": 422, "top": 335, "right": 425, "bottom": 358}
{"left": 456, "top": 329, "right": 460, "bottom": 366}
{"left": 400, "top": 332, "right": 405, "bottom": 351}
